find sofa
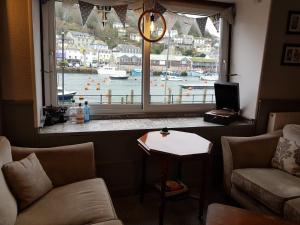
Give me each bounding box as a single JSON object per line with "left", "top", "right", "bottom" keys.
{"left": 0, "top": 136, "right": 123, "bottom": 225}
{"left": 222, "top": 128, "right": 300, "bottom": 223}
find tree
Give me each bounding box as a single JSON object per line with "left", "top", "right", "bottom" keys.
{"left": 151, "top": 44, "right": 164, "bottom": 54}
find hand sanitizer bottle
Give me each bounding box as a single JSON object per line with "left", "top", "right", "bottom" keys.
{"left": 84, "top": 101, "right": 90, "bottom": 122}
{"left": 68, "top": 99, "right": 77, "bottom": 123}
{"left": 76, "top": 103, "right": 84, "bottom": 124}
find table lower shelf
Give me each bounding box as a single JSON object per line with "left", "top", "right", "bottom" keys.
{"left": 155, "top": 180, "right": 189, "bottom": 198}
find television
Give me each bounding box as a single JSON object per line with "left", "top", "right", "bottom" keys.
{"left": 214, "top": 82, "right": 240, "bottom": 112}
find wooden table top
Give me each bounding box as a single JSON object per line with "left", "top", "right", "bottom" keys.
{"left": 137, "top": 130, "right": 212, "bottom": 157}
{"left": 206, "top": 204, "right": 296, "bottom": 225}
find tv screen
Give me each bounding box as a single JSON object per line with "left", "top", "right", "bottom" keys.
{"left": 214, "top": 82, "right": 240, "bottom": 112}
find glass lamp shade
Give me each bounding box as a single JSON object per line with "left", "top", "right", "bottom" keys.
{"left": 138, "top": 9, "right": 166, "bottom": 42}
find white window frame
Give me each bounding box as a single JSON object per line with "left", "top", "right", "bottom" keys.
{"left": 42, "top": 0, "right": 230, "bottom": 115}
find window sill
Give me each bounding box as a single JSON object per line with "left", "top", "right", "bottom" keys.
{"left": 39, "top": 117, "right": 253, "bottom": 134}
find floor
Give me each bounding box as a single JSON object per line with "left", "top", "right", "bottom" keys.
{"left": 113, "top": 188, "right": 235, "bottom": 225}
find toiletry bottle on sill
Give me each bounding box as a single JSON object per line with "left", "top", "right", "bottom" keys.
{"left": 76, "top": 103, "right": 84, "bottom": 124}
{"left": 84, "top": 101, "right": 90, "bottom": 122}
{"left": 68, "top": 99, "right": 77, "bottom": 123}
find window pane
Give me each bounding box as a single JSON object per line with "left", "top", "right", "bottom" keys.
{"left": 150, "top": 14, "right": 220, "bottom": 104}
{"left": 55, "top": 2, "right": 142, "bottom": 105}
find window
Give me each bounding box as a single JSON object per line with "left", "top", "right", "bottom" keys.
{"left": 42, "top": 0, "right": 230, "bottom": 114}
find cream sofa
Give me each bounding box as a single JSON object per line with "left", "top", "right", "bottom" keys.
{"left": 0, "top": 136, "right": 123, "bottom": 225}
{"left": 222, "top": 112, "right": 300, "bottom": 223}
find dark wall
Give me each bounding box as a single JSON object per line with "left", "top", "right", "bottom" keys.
{"left": 38, "top": 124, "right": 254, "bottom": 196}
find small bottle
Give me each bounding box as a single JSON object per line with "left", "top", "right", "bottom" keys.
{"left": 68, "top": 99, "right": 77, "bottom": 123}
{"left": 83, "top": 101, "right": 90, "bottom": 122}
{"left": 76, "top": 103, "right": 84, "bottom": 124}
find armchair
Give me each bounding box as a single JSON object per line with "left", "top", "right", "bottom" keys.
{"left": 222, "top": 130, "right": 300, "bottom": 223}
{"left": 0, "top": 136, "right": 123, "bottom": 225}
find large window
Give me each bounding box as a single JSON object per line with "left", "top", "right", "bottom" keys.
{"left": 150, "top": 15, "right": 220, "bottom": 105}
{"left": 55, "top": 2, "right": 142, "bottom": 106}
{"left": 43, "top": 0, "right": 230, "bottom": 114}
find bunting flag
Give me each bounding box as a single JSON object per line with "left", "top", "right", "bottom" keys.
{"left": 155, "top": 2, "right": 166, "bottom": 15}
{"left": 178, "top": 15, "right": 194, "bottom": 35}
{"left": 113, "top": 5, "right": 128, "bottom": 28}
{"left": 209, "top": 13, "right": 221, "bottom": 33}
{"left": 78, "top": 1, "right": 94, "bottom": 26}
{"left": 196, "top": 17, "right": 208, "bottom": 36}
{"left": 164, "top": 11, "right": 177, "bottom": 31}
{"left": 133, "top": 7, "right": 143, "bottom": 20}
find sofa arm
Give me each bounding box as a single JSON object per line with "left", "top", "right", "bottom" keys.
{"left": 11, "top": 142, "right": 96, "bottom": 187}
{"left": 221, "top": 130, "right": 282, "bottom": 194}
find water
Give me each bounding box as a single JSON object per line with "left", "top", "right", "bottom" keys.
{"left": 58, "top": 73, "right": 216, "bottom": 105}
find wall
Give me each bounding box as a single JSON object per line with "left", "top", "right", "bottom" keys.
{"left": 0, "top": 0, "right": 34, "bottom": 101}
{"left": 258, "top": 0, "right": 300, "bottom": 100}
{"left": 38, "top": 124, "right": 254, "bottom": 196}
{"left": 0, "top": 0, "right": 37, "bottom": 144}
{"left": 230, "top": 0, "right": 272, "bottom": 119}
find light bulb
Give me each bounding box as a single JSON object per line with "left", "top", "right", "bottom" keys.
{"left": 150, "top": 21, "right": 155, "bottom": 33}
{"left": 150, "top": 13, "right": 155, "bottom": 33}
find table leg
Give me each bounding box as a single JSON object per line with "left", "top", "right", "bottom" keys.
{"left": 159, "top": 159, "right": 169, "bottom": 225}
{"left": 198, "top": 156, "right": 208, "bottom": 222}
{"left": 139, "top": 152, "right": 146, "bottom": 203}
{"left": 177, "top": 160, "right": 182, "bottom": 181}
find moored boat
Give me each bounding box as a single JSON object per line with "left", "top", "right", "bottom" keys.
{"left": 160, "top": 71, "right": 183, "bottom": 81}
{"left": 57, "top": 87, "right": 76, "bottom": 101}
{"left": 97, "top": 65, "right": 128, "bottom": 79}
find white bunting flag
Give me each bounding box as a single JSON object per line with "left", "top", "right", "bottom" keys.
{"left": 78, "top": 1, "right": 94, "bottom": 26}
{"left": 113, "top": 5, "right": 128, "bottom": 28}
{"left": 133, "top": 7, "right": 143, "bottom": 20}
{"left": 196, "top": 17, "right": 208, "bottom": 36}
{"left": 209, "top": 13, "right": 221, "bottom": 33}
{"left": 178, "top": 15, "right": 194, "bottom": 35}
{"left": 164, "top": 11, "right": 177, "bottom": 31}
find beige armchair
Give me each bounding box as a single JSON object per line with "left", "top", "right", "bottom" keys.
{"left": 0, "top": 136, "right": 123, "bottom": 225}
{"left": 221, "top": 130, "right": 300, "bottom": 223}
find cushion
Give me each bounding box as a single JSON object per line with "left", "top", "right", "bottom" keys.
{"left": 2, "top": 153, "right": 53, "bottom": 210}
{"left": 284, "top": 124, "right": 300, "bottom": 146}
{"left": 232, "top": 168, "right": 300, "bottom": 214}
{"left": 0, "top": 137, "right": 17, "bottom": 225}
{"left": 271, "top": 137, "right": 300, "bottom": 176}
{"left": 15, "top": 178, "right": 118, "bottom": 225}
{"left": 284, "top": 198, "right": 300, "bottom": 223}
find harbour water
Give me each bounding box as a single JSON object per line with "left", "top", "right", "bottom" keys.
{"left": 58, "top": 73, "right": 216, "bottom": 104}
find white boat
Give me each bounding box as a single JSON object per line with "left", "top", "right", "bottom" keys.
{"left": 161, "top": 75, "right": 183, "bottom": 81}
{"left": 57, "top": 87, "right": 76, "bottom": 101}
{"left": 200, "top": 73, "right": 219, "bottom": 81}
{"left": 160, "top": 71, "right": 183, "bottom": 81}
{"left": 97, "top": 65, "right": 128, "bottom": 80}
